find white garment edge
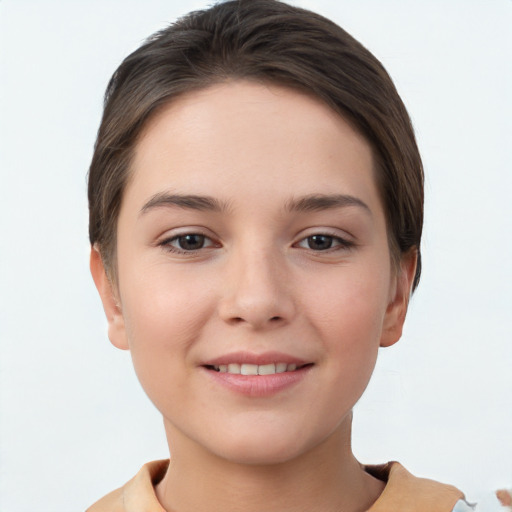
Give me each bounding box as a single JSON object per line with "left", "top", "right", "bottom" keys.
{"left": 452, "top": 499, "right": 477, "bottom": 512}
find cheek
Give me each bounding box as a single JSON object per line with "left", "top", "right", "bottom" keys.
{"left": 118, "top": 267, "right": 215, "bottom": 391}
{"left": 302, "top": 265, "right": 390, "bottom": 389}
{"left": 120, "top": 260, "right": 216, "bottom": 341}
{"left": 305, "top": 265, "right": 390, "bottom": 344}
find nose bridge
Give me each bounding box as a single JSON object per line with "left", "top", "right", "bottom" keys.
{"left": 219, "top": 241, "right": 293, "bottom": 328}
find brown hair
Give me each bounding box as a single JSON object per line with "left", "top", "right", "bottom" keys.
{"left": 88, "top": 0, "right": 423, "bottom": 288}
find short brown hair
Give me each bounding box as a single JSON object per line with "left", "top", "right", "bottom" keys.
{"left": 88, "top": 0, "right": 423, "bottom": 288}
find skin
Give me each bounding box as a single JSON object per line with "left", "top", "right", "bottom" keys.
{"left": 91, "top": 81, "right": 417, "bottom": 512}
{"left": 497, "top": 490, "right": 512, "bottom": 506}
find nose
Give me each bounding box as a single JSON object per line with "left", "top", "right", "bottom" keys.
{"left": 217, "top": 247, "right": 295, "bottom": 329}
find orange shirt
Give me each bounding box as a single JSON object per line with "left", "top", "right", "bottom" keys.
{"left": 87, "top": 459, "right": 465, "bottom": 512}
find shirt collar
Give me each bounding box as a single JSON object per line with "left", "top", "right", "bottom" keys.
{"left": 118, "top": 459, "right": 464, "bottom": 512}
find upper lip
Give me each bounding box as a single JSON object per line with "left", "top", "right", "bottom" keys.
{"left": 202, "top": 351, "right": 310, "bottom": 367}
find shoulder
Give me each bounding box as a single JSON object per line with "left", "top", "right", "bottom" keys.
{"left": 365, "top": 461, "right": 467, "bottom": 512}
{"left": 86, "top": 460, "right": 169, "bottom": 512}
{"left": 86, "top": 487, "right": 124, "bottom": 512}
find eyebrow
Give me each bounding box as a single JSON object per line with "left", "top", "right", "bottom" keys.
{"left": 139, "top": 192, "right": 371, "bottom": 216}
{"left": 140, "top": 193, "right": 229, "bottom": 216}
{"left": 285, "top": 194, "right": 371, "bottom": 214}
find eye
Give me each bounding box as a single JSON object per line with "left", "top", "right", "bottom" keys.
{"left": 305, "top": 235, "right": 335, "bottom": 251}
{"left": 296, "top": 234, "right": 354, "bottom": 251}
{"left": 175, "top": 234, "right": 207, "bottom": 251}
{"left": 160, "top": 233, "right": 217, "bottom": 253}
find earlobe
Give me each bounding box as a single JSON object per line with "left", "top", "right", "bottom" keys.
{"left": 90, "top": 246, "right": 129, "bottom": 351}
{"left": 380, "top": 249, "right": 418, "bottom": 348}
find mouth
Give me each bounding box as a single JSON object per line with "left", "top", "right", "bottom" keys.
{"left": 204, "top": 362, "right": 313, "bottom": 375}
{"left": 201, "top": 354, "right": 313, "bottom": 396}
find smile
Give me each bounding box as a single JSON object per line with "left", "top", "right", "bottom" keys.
{"left": 202, "top": 360, "right": 313, "bottom": 397}
{"left": 208, "top": 362, "right": 304, "bottom": 375}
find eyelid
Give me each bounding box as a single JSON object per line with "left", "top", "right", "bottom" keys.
{"left": 157, "top": 228, "right": 221, "bottom": 254}
{"left": 293, "top": 228, "right": 356, "bottom": 251}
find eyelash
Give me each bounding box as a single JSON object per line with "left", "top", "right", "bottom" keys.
{"left": 294, "top": 233, "right": 355, "bottom": 252}
{"left": 158, "top": 231, "right": 354, "bottom": 255}
{"left": 159, "top": 233, "right": 218, "bottom": 254}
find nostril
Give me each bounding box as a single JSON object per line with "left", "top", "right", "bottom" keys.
{"left": 228, "top": 315, "right": 282, "bottom": 325}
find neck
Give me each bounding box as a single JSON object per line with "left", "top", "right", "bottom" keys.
{"left": 155, "top": 414, "right": 384, "bottom": 512}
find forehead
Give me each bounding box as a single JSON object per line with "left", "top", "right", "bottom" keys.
{"left": 126, "top": 80, "right": 380, "bottom": 215}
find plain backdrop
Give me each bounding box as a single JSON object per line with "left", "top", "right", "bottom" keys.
{"left": 0, "top": 1, "right": 511, "bottom": 510}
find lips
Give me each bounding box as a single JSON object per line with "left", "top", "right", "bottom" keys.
{"left": 201, "top": 352, "right": 313, "bottom": 396}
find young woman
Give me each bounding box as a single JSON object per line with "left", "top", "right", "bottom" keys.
{"left": 87, "top": 1, "right": 475, "bottom": 510}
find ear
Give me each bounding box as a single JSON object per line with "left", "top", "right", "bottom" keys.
{"left": 90, "top": 246, "right": 129, "bottom": 350}
{"left": 380, "top": 249, "right": 418, "bottom": 348}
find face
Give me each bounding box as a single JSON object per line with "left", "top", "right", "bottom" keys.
{"left": 92, "top": 81, "right": 414, "bottom": 465}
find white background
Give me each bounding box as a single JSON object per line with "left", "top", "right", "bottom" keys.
{"left": 0, "top": 1, "right": 511, "bottom": 510}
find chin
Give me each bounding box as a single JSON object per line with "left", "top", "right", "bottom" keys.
{"left": 218, "top": 442, "right": 305, "bottom": 466}
{"left": 207, "top": 426, "right": 324, "bottom": 467}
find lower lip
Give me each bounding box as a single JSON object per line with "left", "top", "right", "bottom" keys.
{"left": 202, "top": 366, "right": 312, "bottom": 397}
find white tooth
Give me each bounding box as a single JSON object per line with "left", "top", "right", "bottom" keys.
{"left": 213, "top": 365, "right": 220, "bottom": 371}
{"left": 275, "top": 363, "right": 287, "bottom": 373}
{"left": 286, "top": 363, "right": 297, "bottom": 372}
{"left": 228, "top": 363, "right": 241, "bottom": 374}
{"left": 241, "top": 364, "right": 258, "bottom": 375}
{"left": 258, "top": 363, "right": 276, "bottom": 375}
{"left": 219, "top": 365, "right": 228, "bottom": 373}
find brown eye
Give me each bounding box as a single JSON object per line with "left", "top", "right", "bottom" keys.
{"left": 307, "top": 235, "right": 334, "bottom": 251}
{"left": 176, "top": 234, "right": 206, "bottom": 250}
{"left": 295, "top": 233, "right": 354, "bottom": 252}
{"left": 161, "top": 233, "right": 217, "bottom": 253}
